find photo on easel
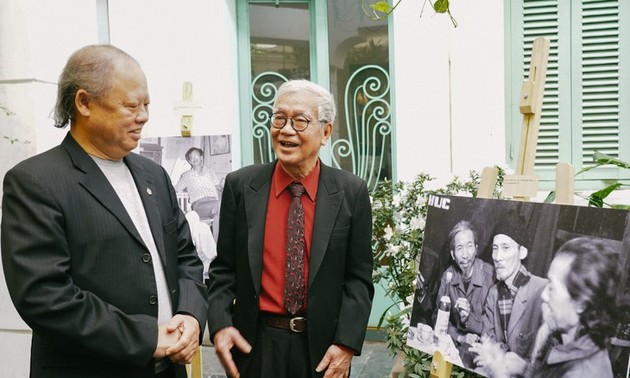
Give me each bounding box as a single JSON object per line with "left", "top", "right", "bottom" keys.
{"left": 408, "top": 195, "right": 630, "bottom": 377}
{"left": 138, "top": 135, "right": 232, "bottom": 243}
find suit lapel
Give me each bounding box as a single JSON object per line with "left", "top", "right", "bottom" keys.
{"left": 309, "top": 164, "right": 343, "bottom": 287}
{"left": 508, "top": 283, "right": 529, "bottom": 339}
{"left": 125, "top": 155, "right": 166, "bottom": 261}
{"left": 244, "top": 163, "right": 274, "bottom": 295}
{"left": 62, "top": 134, "right": 146, "bottom": 248}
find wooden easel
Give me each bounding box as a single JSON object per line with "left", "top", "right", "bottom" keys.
{"left": 430, "top": 37, "right": 554, "bottom": 378}
{"left": 187, "top": 349, "right": 203, "bottom": 378}
{"left": 174, "top": 81, "right": 201, "bottom": 137}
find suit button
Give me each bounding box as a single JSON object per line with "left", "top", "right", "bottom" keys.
{"left": 149, "top": 295, "right": 157, "bottom": 305}
{"left": 142, "top": 253, "right": 151, "bottom": 263}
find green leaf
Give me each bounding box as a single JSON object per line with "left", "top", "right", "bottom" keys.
{"left": 434, "top": 0, "right": 450, "bottom": 13}
{"left": 370, "top": 1, "right": 393, "bottom": 13}
{"left": 543, "top": 191, "right": 556, "bottom": 203}
{"left": 588, "top": 183, "right": 622, "bottom": 207}
{"left": 593, "top": 151, "right": 630, "bottom": 169}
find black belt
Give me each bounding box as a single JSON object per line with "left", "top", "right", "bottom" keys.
{"left": 263, "top": 313, "right": 307, "bottom": 333}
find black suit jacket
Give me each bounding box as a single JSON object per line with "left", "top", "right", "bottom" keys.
{"left": 207, "top": 161, "right": 374, "bottom": 375}
{"left": 1, "top": 133, "right": 208, "bottom": 378}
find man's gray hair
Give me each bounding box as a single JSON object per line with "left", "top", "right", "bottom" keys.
{"left": 53, "top": 44, "right": 138, "bottom": 128}
{"left": 274, "top": 79, "right": 336, "bottom": 124}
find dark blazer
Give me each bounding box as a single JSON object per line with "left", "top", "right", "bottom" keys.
{"left": 1, "top": 133, "right": 208, "bottom": 378}
{"left": 207, "top": 161, "right": 374, "bottom": 375}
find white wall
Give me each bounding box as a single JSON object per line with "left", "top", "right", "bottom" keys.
{"left": 107, "top": 0, "right": 241, "bottom": 167}
{"left": 392, "top": 0, "right": 506, "bottom": 184}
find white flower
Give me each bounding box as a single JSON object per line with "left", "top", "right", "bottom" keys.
{"left": 384, "top": 226, "right": 394, "bottom": 239}
{"left": 393, "top": 192, "right": 402, "bottom": 207}
{"left": 405, "top": 293, "right": 415, "bottom": 305}
{"left": 409, "top": 215, "right": 425, "bottom": 230}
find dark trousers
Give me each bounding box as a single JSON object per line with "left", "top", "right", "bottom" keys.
{"left": 244, "top": 321, "right": 319, "bottom": 378}
{"left": 155, "top": 364, "right": 176, "bottom": 378}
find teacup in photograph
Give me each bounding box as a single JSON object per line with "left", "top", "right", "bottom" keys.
{"left": 416, "top": 323, "right": 433, "bottom": 344}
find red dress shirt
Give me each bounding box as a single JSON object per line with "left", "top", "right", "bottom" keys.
{"left": 259, "top": 162, "right": 320, "bottom": 315}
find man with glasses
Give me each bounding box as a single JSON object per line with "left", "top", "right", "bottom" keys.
{"left": 207, "top": 80, "right": 374, "bottom": 377}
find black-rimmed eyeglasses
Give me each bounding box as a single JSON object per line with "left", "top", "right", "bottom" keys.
{"left": 270, "top": 113, "right": 326, "bottom": 132}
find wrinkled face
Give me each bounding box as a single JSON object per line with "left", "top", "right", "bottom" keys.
{"left": 271, "top": 90, "right": 332, "bottom": 178}
{"left": 492, "top": 234, "right": 524, "bottom": 282}
{"left": 86, "top": 59, "right": 150, "bottom": 160}
{"left": 541, "top": 254, "right": 581, "bottom": 331}
{"left": 450, "top": 229, "right": 477, "bottom": 277}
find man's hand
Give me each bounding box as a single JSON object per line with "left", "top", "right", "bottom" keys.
{"left": 315, "top": 344, "right": 354, "bottom": 378}
{"left": 154, "top": 324, "right": 181, "bottom": 359}
{"left": 213, "top": 326, "right": 252, "bottom": 378}
{"left": 165, "top": 314, "right": 201, "bottom": 364}
{"left": 457, "top": 332, "right": 480, "bottom": 346}
{"left": 454, "top": 297, "right": 470, "bottom": 323}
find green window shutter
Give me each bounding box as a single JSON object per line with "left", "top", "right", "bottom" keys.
{"left": 579, "top": 0, "right": 620, "bottom": 165}
{"left": 509, "top": 0, "right": 629, "bottom": 188}
{"left": 522, "top": 0, "right": 561, "bottom": 170}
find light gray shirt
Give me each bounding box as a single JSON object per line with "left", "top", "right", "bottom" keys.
{"left": 92, "top": 156, "right": 173, "bottom": 325}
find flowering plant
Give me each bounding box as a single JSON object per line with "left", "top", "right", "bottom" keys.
{"left": 371, "top": 169, "right": 504, "bottom": 377}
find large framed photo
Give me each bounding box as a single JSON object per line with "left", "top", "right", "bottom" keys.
{"left": 408, "top": 195, "right": 630, "bottom": 377}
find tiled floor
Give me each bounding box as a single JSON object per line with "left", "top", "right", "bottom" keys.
{"left": 200, "top": 340, "right": 393, "bottom": 378}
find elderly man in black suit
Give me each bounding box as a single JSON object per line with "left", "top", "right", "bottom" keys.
{"left": 1, "top": 45, "right": 208, "bottom": 378}
{"left": 207, "top": 80, "right": 374, "bottom": 378}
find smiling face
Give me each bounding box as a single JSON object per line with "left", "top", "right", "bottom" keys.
{"left": 450, "top": 229, "right": 478, "bottom": 278}
{"left": 541, "top": 254, "right": 581, "bottom": 332}
{"left": 271, "top": 89, "right": 332, "bottom": 179}
{"left": 186, "top": 149, "right": 203, "bottom": 167}
{"left": 73, "top": 58, "right": 150, "bottom": 160}
{"left": 492, "top": 233, "right": 526, "bottom": 282}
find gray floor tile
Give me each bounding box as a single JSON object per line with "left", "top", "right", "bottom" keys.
{"left": 201, "top": 340, "right": 392, "bottom": 377}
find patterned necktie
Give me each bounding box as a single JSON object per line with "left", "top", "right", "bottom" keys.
{"left": 284, "top": 182, "right": 306, "bottom": 315}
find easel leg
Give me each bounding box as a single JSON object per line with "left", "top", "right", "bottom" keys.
{"left": 187, "top": 348, "right": 203, "bottom": 378}
{"left": 430, "top": 350, "right": 452, "bottom": 378}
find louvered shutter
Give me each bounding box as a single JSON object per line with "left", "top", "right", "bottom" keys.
{"left": 513, "top": 0, "right": 628, "bottom": 186}
{"left": 580, "top": 0, "right": 620, "bottom": 164}
{"left": 522, "top": 0, "right": 561, "bottom": 170}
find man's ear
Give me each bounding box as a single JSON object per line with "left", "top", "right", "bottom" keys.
{"left": 320, "top": 122, "right": 333, "bottom": 146}
{"left": 518, "top": 246, "right": 528, "bottom": 260}
{"left": 450, "top": 250, "right": 455, "bottom": 261}
{"left": 75, "top": 89, "right": 92, "bottom": 117}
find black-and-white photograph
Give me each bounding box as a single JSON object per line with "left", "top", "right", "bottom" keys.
{"left": 408, "top": 195, "right": 630, "bottom": 378}
{"left": 139, "top": 135, "right": 232, "bottom": 283}
{"left": 139, "top": 134, "right": 232, "bottom": 239}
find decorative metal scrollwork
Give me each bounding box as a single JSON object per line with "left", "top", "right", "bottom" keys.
{"left": 251, "top": 72, "right": 288, "bottom": 164}
{"left": 332, "top": 65, "right": 391, "bottom": 192}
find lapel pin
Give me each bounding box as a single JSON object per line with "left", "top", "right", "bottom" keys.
{"left": 146, "top": 188, "right": 153, "bottom": 196}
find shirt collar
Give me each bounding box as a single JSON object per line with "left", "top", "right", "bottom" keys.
{"left": 272, "top": 160, "right": 320, "bottom": 201}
